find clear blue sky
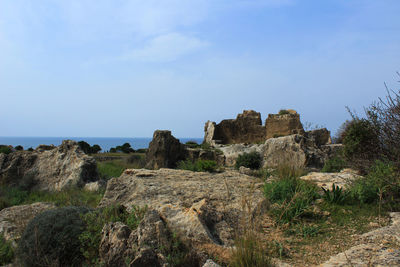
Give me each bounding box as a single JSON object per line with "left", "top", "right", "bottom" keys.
{"left": 1, "top": 0, "right": 399, "bottom": 138}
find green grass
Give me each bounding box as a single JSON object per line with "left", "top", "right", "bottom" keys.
{"left": 97, "top": 159, "right": 143, "bottom": 180}
{"left": 0, "top": 187, "right": 104, "bottom": 210}
{"left": 0, "top": 234, "right": 14, "bottom": 265}
{"left": 177, "top": 159, "right": 218, "bottom": 173}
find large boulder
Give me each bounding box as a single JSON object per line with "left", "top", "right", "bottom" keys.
{"left": 203, "top": 110, "right": 266, "bottom": 145}
{"left": 99, "top": 210, "right": 203, "bottom": 267}
{"left": 145, "top": 130, "right": 187, "bottom": 169}
{"left": 99, "top": 168, "right": 267, "bottom": 259}
{"left": 0, "top": 140, "right": 99, "bottom": 191}
{"left": 0, "top": 202, "right": 55, "bottom": 246}
{"left": 265, "top": 110, "right": 305, "bottom": 139}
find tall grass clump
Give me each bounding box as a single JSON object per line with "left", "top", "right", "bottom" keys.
{"left": 235, "top": 152, "right": 262, "bottom": 170}
{"left": 321, "top": 155, "right": 347, "bottom": 173}
{"left": 230, "top": 231, "right": 272, "bottom": 267}
{"left": 264, "top": 165, "right": 318, "bottom": 223}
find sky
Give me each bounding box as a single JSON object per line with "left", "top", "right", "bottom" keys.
{"left": 0, "top": 0, "right": 399, "bottom": 138}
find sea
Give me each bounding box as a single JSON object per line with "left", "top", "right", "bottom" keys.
{"left": 0, "top": 137, "right": 203, "bottom": 152}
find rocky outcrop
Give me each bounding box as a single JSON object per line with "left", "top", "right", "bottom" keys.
{"left": 99, "top": 209, "right": 204, "bottom": 267}
{"left": 305, "top": 128, "right": 332, "bottom": 146}
{"left": 300, "top": 169, "right": 361, "bottom": 190}
{"left": 0, "top": 202, "right": 55, "bottom": 246}
{"left": 321, "top": 212, "right": 400, "bottom": 266}
{"left": 186, "top": 148, "right": 225, "bottom": 166}
{"left": 145, "top": 130, "right": 187, "bottom": 169}
{"left": 204, "top": 110, "right": 266, "bottom": 145}
{"left": 265, "top": 111, "right": 304, "bottom": 139}
{"left": 99, "top": 168, "right": 267, "bottom": 258}
{"left": 0, "top": 140, "right": 99, "bottom": 191}
{"left": 218, "top": 143, "right": 265, "bottom": 167}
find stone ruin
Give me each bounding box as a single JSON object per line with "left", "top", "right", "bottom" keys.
{"left": 204, "top": 109, "right": 307, "bottom": 145}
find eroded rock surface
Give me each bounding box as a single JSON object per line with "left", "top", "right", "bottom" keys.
{"left": 0, "top": 140, "right": 99, "bottom": 191}
{"left": 321, "top": 212, "right": 400, "bottom": 267}
{"left": 99, "top": 168, "right": 267, "bottom": 257}
{"left": 0, "top": 202, "right": 55, "bottom": 246}
{"left": 300, "top": 169, "right": 361, "bottom": 190}
{"left": 204, "top": 110, "right": 266, "bottom": 145}
{"left": 145, "top": 130, "right": 187, "bottom": 169}
{"left": 265, "top": 111, "right": 305, "bottom": 139}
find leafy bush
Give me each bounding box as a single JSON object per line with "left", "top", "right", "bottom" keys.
{"left": 322, "top": 184, "right": 349, "bottom": 204}
{"left": 177, "top": 160, "right": 218, "bottom": 173}
{"left": 230, "top": 232, "right": 272, "bottom": 267}
{"left": 78, "top": 141, "right": 102, "bottom": 154}
{"left": 264, "top": 175, "right": 319, "bottom": 223}
{"left": 349, "top": 160, "right": 400, "bottom": 204}
{"left": 79, "top": 205, "right": 147, "bottom": 265}
{"left": 136, "top": 148, "right": 148, "bottom": 153}
{"left": 235, "top": 152, "right": 262, "bottom": 170}
{"left": 17, "top": 206, "right": 90, "bottom": 267}
{"left": 0, "top": 234, "right": 14, "bottom": 265}
{"left": 0, "top": 146, "right": 11, "bottom": 154}
{"left": 14, "top": 145, "right": 23, "bottom": 151}
{"left": 321, "top": 155, "right": 347, "bottom": 173}
{"left": 342, "top": 119, "right": 380, "bottom": 173}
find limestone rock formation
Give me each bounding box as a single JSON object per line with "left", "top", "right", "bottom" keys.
{"left": 305, "top": 128, "right": 332, "bottom": 146}
{"left": 321, "top": 212, "right": 400, "bottom": 266}
{"left": 203, "top": 110, "right": 266, "bottom": 145}
{"left": 300, "top": 169, "right": 361, "bottom": 190}
{"left": 0, "top": 202, "right": 55, "bottom": 246}
{"left": 99, "top": 209, "right": 203, "bottom": 267}
{"left": 265, "top": 111, "right": 304, "bottom": 139}
{"left": 145, "top": 130, "right": 187, "bottom": 169}
{"left": 218, "top": 143, "right": 265, "bottom": 167}
{"left": 99, "top": 168, "right": 267, "bottom": 258}
{"left": 0, "top": 140, "right": 99, "bottom": 191}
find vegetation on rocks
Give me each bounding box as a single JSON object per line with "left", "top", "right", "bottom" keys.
{"left": 0, "top": 234, "right": 14, "bottom": 265}
{"left": 17, "top": 206, "right": 90, "bottom": 267}
{"left": 235, "top": 151, "right": 262, "bottom": 170}
{"left": 321, "top": 155, "right": 347, "bottom": 173}
{"left": 177, "top": 159, "right": 218, "bottom": 172}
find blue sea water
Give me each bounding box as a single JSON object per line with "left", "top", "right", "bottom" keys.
{"left": 0, "top": 137, "right": 203, "bottom": 152}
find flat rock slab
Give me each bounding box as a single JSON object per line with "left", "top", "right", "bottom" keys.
{"left": 0, "top": 202, "right": 56, "bottom": 246}
{"left": 300, "top": 169, "right": 361, "bottom": 190}
{"left": 320, "top": 212, "right": 400, "bottom": 267}
{"left": 100, "top": 169, "right": 266, "bottom": 252}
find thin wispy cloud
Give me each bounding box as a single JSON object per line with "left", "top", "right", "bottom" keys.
{"left": 120, "top": 33, "right": 209, "bottom": 62}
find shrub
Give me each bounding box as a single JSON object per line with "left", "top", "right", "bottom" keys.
{"left": 0, "top": 146, "right": 11, "bottom": 154}
{"left": 78, "top": 141, "right": 102, "bottom": 154}
{"left": 177, "top": 160, "right": 218, "bottom": 173}
{"left": 17, "top": 206, "right": 90, "bottom": 267}
{"left": 0, "top": 234, "right": 14, "bottom": 265}
{"left": 321, "top": 155, "right": 347, "bottom": 173}
{"left": 349, "top": 160, "right": 400, "bottom": 204}
{"left": 79, "top": 205, "right": 147, "bottom": 265}
{"left": 342, "top": 119, "right": 380, "bottom": 173}
{"left": 14, "top": 145, "right": 23, "bottom": 151}
{"left": 136, "top": 148, "right": 147, "bottom": 153}
{"left": 235, "top": 152, "right": 262, "bottom": 170}
{"left": 27, "top": 147, "right": 34, "bottom": 152}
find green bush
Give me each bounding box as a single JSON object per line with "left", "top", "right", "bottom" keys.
{"left": 0, "top": 234, "right": 14, "bottom": 265}
{"left": 349, "top": 160, "right": 400, "bottom": 204}
{"left": 321, "top": 155, "right": 347, "bottom": 173}
{"left": 177, "top": 160, "right": 218, "bottom": 173}
{"left": 79, "top": 205, "right": 147, "bottom": 265}
{"left": 235, "top": 152, "right": 262, "bottom": 170}
{"left": 0, "top": 146, "right": 11, "bottom": 154}
{"left": 342, "top": 119, "right": 380, "bottom": 173}
{"left": 264, "top": 176, "right": 319, "bottom": 223}
{"left": 17, "top": 206, "right": 90, "bottom": 267}
{"left": 184, "top": 141, "right": 201, "bottom": 148}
